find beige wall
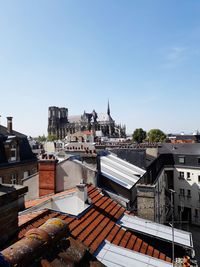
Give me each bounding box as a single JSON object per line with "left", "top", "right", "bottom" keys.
{"left": 23, "top": 159, "right": 97, "bottom": 201}
{"left": 23, "top": 173, "right": 39, "bottom": 201}
{"left": 56, "top": 159, "right": 97, "bottom": 192}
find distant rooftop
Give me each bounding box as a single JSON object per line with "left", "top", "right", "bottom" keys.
{"left": 159, "top": 143, "right": 200, "bottom": 155}
{"left": 0, "top": 125, "right": 26, "bottom": 137}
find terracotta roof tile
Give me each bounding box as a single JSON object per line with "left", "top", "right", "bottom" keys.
{"left": 159, "top": 253, "right": 166, "bottom": 261}
{"left": 146, "top": 245, "right": 154, "bottom": 257}
{"left": 119, "top": 231, "right": 131, "bottom": 248}
{"left": 126, "top": 234, "right": 137, "bottom": 250}
{"left": 133, "top": 238, "right": 142, "bottom": 252}
{"left": 77, "top": 213, "right": 104, "bottom": 241}
{"left": 153, "top": 249, "right": 160, "bottom": 258}
{"left": 106, "top": 224, "right": 121, "bottom": 243}
{"left": 140, "top": 241, "right": 148, "bottom": 254}
{"left": 166, "top": 257, "right": 172, "bottom": 262}
{"left": 89, "top": 221, "right": 115, "bottom": 253}
{"left": 112, "top": 228, "right": 125, "bottom": 246}
{"left": 18, "top": 184, "right": 172, "bottom": 263}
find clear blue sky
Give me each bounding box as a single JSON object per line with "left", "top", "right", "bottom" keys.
{"left": 0, "top": 0, "right": 200, "bottom": 136}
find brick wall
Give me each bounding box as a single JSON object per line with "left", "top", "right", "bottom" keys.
{"left": 0, "top": 161, "right": 37, "bottom": 185}
{"left": 0, "top": 185, "right": 28, "bottom": 248}
{"left": 0, "top": 199, "right": 18, "bottom": 247}
{"left": 39, "top": 160, "right": 57, "bottom": 197}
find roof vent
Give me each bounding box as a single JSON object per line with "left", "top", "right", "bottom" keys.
{"left": 76, "top": 183, "right": 88, "bottom": 203}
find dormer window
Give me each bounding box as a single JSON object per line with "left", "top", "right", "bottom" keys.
{"left": 10, "top": 144, "right": 17, "bottom": 161}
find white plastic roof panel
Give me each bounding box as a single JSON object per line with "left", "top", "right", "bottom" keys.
{"left": 119, "top": 214, "right": 193, "bottom": 248}
{"left": 107, "top": 154, "right": 146, "bottom": 175}
{"left": 101, "top": 155, "right": 145, "bottom": 176}
{"left": 100, "top": 154, "right": 146, "bottom": 189}
{"left": 95, "top": 241, "right": 172, "bottom": 267}
{"left": 101, "top": 163, "right": 138, "bottom": 187}
{"left": 101, "top": 169, "right": 133, "bottom": 189}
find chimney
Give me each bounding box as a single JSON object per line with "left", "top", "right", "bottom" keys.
{"left": 76, "top": 183, "right": 88, "bottom": 203}
{"left": 38, "top": 156, "right": 57, "bottom": 197}
{"left": 7, "top": 117, "right": 13, "bottom": 134}
{"left": 0, "top": 185, "right": 28, "bottom": 247}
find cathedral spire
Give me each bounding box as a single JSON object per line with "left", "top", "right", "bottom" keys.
{"left": 107, "top": 100, "right": 110, "bottom": 116}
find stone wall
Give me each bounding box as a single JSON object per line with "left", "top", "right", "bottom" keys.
{"left": 137, "top": 184, "right": 155, "bottom": 221}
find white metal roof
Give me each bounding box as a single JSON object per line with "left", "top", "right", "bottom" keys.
{"left": 95, "top": 241, "right": 172, "bottom": 267}
{"left": 108, "top": 154, "right": 146, "bottom": 175}
{"left": 119, "top": 214, "right": 193, "bottom": 248}
{"left": 100, "top": 154, "right": 145, "bottom": 189}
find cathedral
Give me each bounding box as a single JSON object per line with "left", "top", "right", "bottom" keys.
{"left": 48, "top": 102, "right": 126, "bottom": 140}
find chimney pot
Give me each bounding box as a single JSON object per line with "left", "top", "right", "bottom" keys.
{"left": 7, "top": 117, "right": 13, "bottom": 134}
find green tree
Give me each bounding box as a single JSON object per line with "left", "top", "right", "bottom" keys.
{"left": 132, "top": 128, "right": 146, "bottom": 143}
{"left": 36, "top": 134, "right": 47, "bottom": 142}
{"left": 147, "top": 129, "right": 166, "bottom": 143}
{"left": 47, "top": 134, "right": 57, "bottom": 141}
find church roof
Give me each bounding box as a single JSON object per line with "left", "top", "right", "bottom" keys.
{"left": 68, "top": 115, "right": 82, "bottom": 123}
{"left": 97, "top": 113, "right": 114, "bottom": 123}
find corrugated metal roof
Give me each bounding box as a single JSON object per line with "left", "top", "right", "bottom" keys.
{"left": 100, "top": 154, "right": 145, "bottom": 189}
{"left": 96, "top": 241, "right": 172, "bottom": 267}
{"left": 119, "top": 214, "right": 193, "bottom": 248}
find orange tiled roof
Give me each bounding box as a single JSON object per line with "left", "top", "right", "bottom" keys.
{"left": 19, "top": 184, "right": 171, "bottom": 263}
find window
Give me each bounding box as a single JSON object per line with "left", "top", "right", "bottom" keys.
{"left": 11, "top": 173, "right": 17, "bottom": 184}
{"left": 187, "top": 190, "right": 191, "bottom": 198}
{"left": 10, "top": 144, "right": 17, "bottom": 162}
{"left": 195, "top": 209, "right": 198, "bottom": 218}
{"left": 178, "top": 157, "right": 185, "bottom": 164}
{"left": 179, "top": 172, "right": 184, "bottom": 179}
{"left": 180, "top": 188, "right": 185, "bottom": 196}
{"left": 187, "top": 172, "right": 191, "bottom": 180}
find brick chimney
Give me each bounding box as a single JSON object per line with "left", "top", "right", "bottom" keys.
{"left": 0, "top": 185, "right": 28, "bottom": 247}
{"left": 7, "top": 117, "right": 13, "bottom": 134}
{"left": 38, "top": 156, "right": 57, "bottom": 197}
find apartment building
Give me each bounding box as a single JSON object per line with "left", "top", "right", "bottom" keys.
{"left": 138, "top": 143, "right": 200, "bottom": 226}
{"left": 0, "top": 117, "right": 37, "bottom": 184}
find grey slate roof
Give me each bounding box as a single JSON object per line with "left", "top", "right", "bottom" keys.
{"left": 158, "top": 143, "right": 200, "bottom": 155}
{"left": 0, "top": 125, "right": 26, "bottom": 138}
